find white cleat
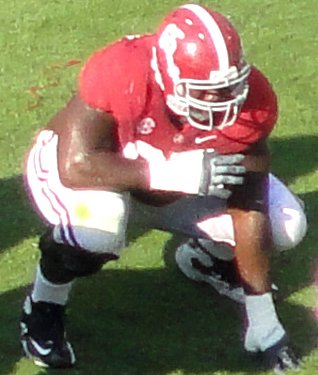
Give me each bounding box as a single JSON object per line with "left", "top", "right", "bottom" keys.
{"left": 175, "top": 239, "right": 245, "bottom": 304}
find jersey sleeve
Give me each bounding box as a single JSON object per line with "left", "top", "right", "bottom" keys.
{"left": 78, "top": 37, "right": 152, "bottom": 150}
{"left": 78, "top": 37, "right": 150, "bottom": 120}
{"left": 240, "top": 66, "right": 278, "bottom": 137}
{"left": 78, "top": 45, "right": 118, "bottom": 113}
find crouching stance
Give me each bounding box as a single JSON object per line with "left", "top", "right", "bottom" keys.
{"left": 21, "top": 3, "right": 306, "bottom": 372}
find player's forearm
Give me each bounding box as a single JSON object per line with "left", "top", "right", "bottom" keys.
{"left": 61, "top": 150, "right": 205, "bottom": 194}
{"left": 229, "top": 208, "right": 272, "bottom": 294}
{"left": 59, "top": 151, "right": 150, "bottom": 192}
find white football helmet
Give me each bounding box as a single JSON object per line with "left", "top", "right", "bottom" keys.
{"left": 151, "top": 4, "right": 250, "bottom": 130}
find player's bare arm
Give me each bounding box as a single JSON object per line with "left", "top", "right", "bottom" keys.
{"left": 45, "top": 95, "right": 245, "bottom": 198}
{"left": 228, "top": 139, "right": 272, "bottom": 294}
{"left": 47, "top": 95, "right": 150, "bottom": 192}
{"left": 242, "top": 139, "right": 271, "bottom": 172}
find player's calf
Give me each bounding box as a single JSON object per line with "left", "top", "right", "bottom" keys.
{"left": 21, "top": 228, "right": 119, "bottom": 368}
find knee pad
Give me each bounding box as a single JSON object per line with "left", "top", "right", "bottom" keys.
{"left": 39, "top": 229, "right": 119, "bottom": 283}
{"left": 268, "top": 175, "right": 307, "bottom": 252}
{"left": 270, "top": 202, "right": 307, "bottom": 252}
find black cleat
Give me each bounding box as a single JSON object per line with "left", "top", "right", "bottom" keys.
{"left": 20, "top": 295, "right": 76, "bottom": 368}
{"left": 263, "top": 336, "right": 300, "bottom": 374}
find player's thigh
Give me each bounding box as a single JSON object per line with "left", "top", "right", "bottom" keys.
{"left": 193, "top": 174, "right": 308, "bottom": 250}
{"left": 50, "top": 189, "right": 130, "bottom": 256}
{"left": 130, "top": 194, "right": 227, "bottom": 238}
{"left": 25, "top": 129, "right": 130, "bottom": 256}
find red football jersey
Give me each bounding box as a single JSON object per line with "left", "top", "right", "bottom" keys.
{"left": 79, "top": 35, "right": 278, "bottom": 161}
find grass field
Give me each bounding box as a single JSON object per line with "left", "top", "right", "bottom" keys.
{"left": 1, "top": 0, "right": 318, "bottom": 374}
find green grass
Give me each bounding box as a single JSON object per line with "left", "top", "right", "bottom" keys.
{"left": 1, "top": 0, "right": 318, "bottom": 374}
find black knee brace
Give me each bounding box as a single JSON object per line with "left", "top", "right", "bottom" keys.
{"left": 39, "top": 228, "right": 119, "bottom": 283}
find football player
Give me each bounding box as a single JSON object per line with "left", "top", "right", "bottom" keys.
{"left": 20, "top": 3, "right": 306, "bottom": 372}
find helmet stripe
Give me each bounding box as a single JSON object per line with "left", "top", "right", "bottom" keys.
{"left": 181, "top": 4, "right": 229, "bottom": 70}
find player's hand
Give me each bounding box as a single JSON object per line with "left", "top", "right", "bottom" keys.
{"left": 199, "top": 151, "right": 246, "bottom": 198}
{"left": 263, "top": 336, "right": 300, "bottom": 374}
{"left": 148, "top": 149, "right": 245, "bottom": 196}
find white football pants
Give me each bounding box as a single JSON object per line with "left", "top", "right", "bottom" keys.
{"left": 25, "top": 130, "right": 307, "bottom": 255}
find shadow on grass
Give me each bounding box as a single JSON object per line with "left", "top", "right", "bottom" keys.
{"left": 270, "top": 135, "right": 318, "bottom": 184}
{"left": 1, "top": 268, "right": 317, "bottom": 375}
{"left": 67, "top": 268, "right": 318, "bottom": 374}
{"left": 0, "top": 175, "right": 43, "bottom": 254}
{"left": 0, "top": 134, "right": 318, "bottom": 374}
{"left": 270, "top": 189, "right": 318, "bottom": 298}
{"left": 0, "top": 286, "right": 32, "bottom": 374}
